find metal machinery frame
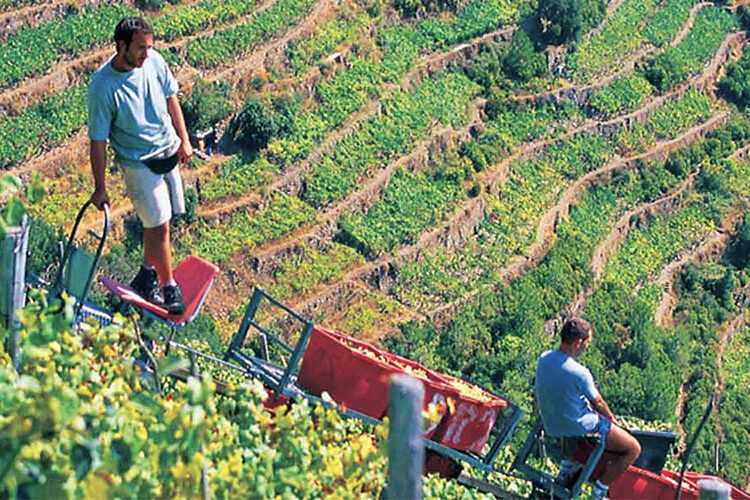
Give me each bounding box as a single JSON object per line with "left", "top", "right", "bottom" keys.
{"left": 224, "top": 287, "right": 524, "bottom": 475}
{"left": 510, "top": 417, "right": 606, "bottom": 499}
{"left": 48, "top": 200, "right": 112, "bottom": 327}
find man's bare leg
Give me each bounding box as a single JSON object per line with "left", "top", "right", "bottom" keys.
{"left": 599, "top": 425, "right": 641, "bottom": 485}
{"left": 143, "top": 222, "right": 173, "bottom": 285}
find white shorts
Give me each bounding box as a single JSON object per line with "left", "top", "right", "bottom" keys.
{"left": 122, "top": 165, "right": 186, "bottom": 229}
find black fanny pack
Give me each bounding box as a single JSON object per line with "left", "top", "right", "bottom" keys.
{"left": 143, "top": 153, "right": 178, "bottom": 174}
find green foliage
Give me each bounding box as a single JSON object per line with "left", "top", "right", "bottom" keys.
{"left": 725, "top": 215, "right": 750, "bottom": 269}
{"left": 0, "top": 174, "right": 44, "bottom": 238}
{"left": 204, "top": 0, "right": 520, "bottom": 203}
{"left": 184, "top": 0, "right": 316, "bottom": 68}
{"left": 589, "top": 73, "right": 654, "bottom": 117}
{"left": 390, "top": 184, "right": 622, "bottom": 406}
{"left": 152, "top": 0, "right": 259, "bottom": 42}
{"left": 0, "top": 296, "right": 401, "bottom": 498}
{"left": 0, "top": 5, "right": 135, "bottom": 86}
{"left": 482, "top": 133, "right": 613, "bottom": 257}
{"left": 201, "top": 155, "right": 280, "bottom": 201}
{"left": 614, "top": 123, "right": 655, "bottom": 155}
{"left": 568, "top": 0, "right": 660, "bottom": 81}
{"left": 486, "top": 99, "right": 584, "bottom": 146}
{"left": 25, "top": 216, "right": 63, "bottom": 281}
{"left": 393, "top": 0, "right": 459, "bottom": 18}
{"left": 336, "top": 165, "right": 467, "bottom": 256}
{"left": 718, "top": 46, "right": 750, "bottom": 110}
{"left": 641, "top": 0, "right": 694, "bottom": 47}
{"left": 643, "top": 6, "right": 737, "bottom": 92}
{"left": 284, "top": 6, "right": 372, "bottom": 75}
{"left": 188, "top": 192, "right": 317, "bottom": 263}
{"left": 228, "top": 97, "right": 279, "bottom": 153}
{"left": 136, "top": 0, "right": 180, "bottom": 11}
{"left": 612, "top": 88, "right": 715, "bottom": 154}
{"left": 390, "top": 119, "right": 750, "bottom": 424}
{"left": 582, "top": 156, "right": 750, "bottom": 423}
{"left": 579, "top": 0, "right": 609, "bottom": 34}
{"left": 416, "top": 0, "right": 529, "bottom": 48}
{"left": 182, "top": 79, "right": 233, "bottom": 133}
{"left": 502, "top": 29, "right": 548, "bottom": 83}
{"left": 537, "top": 0, "right": 583, "bottom": 45}
{"left": 716, "top": 325, "right": 750, "bottom": 487}
{"left": 0, "top": 83, "right": 88, "bottom": 169}
{"left": 266, "top": 243, "right": 364, "bottom": 300}
{"left": 302, "top": 72, "right": 480, "bottom": 208}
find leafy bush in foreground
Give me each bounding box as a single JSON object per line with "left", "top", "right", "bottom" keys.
{"left": 0, "top": 295, "right": 495, "bottom": 498}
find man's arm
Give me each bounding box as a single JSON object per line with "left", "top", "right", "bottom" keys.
{"left": 166, "top": 95, "right": 193, "bottom": 166}
{"left": 90, "top": 140, "right": 109, "bottom": 210}
{"left": 592, "top": 395, "right": 619, "bottom": 426}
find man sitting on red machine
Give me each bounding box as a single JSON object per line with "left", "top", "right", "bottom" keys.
{"left": 535, "top": 318, "right": 641, "bottom": 500}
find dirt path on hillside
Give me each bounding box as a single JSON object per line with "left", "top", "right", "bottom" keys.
{"left": 0, "top": 0, "right": 284, "bottom": 116}
{"left": 244, "top": 109, "right": 728, "bottom": 333}
{"left": 555, "top": 173, "right": 699, "bottom": 322}
{"left": 425, "top": 130, "right": 715, "bottom": 329}
{"left": 5, "top": 0, "right": 335, "bottom": 179}
{"left": 652, "top": 231, "right": 730, "bottom": 327}
{"left": 205, "top": 79, "right": 733, "bottom": 327}
{"left": 511, "top": 3, "right": 720, "bottom": 107}
{"left": 196, "top": 27, "right": 514, "bottom": 220}
{"left": 202, "top": 118, "right": 476, "bottom": 318}
{"left": 414, "top": 30, "right": 744, "bottom": 270}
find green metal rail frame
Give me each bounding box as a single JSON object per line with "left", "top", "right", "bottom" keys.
{"left": 223, "top": 287, "right": 524, "bottom": 475}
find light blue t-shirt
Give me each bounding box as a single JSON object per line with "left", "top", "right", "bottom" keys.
{"left": 535, "top": 350, "right": 601, "bottom": 437}
{"left": 87, "top": 49, "right": 179, "bottom": 168}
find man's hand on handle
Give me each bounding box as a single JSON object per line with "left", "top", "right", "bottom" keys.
{"left": 91, "top": 188, "right": 110, "bottom": 210}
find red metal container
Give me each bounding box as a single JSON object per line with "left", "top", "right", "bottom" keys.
{"left": 427, "top": 370, "right": 508, "bottom": 453}
{"left": 298, "top": 327, "right": 398, "bottom": 418}
{"left": 297, "top": 327, "right": 508, "bottom": 451}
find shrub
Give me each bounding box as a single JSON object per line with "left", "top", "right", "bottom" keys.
{"left": 536, "top": 0, "right": 582, "bottom": 45}
{"left": 271, "top": 93, "right": 302, "bottom": 137}
{"left": 483, "top": 90, "right": 507, "bottom": 121}
{"left": 502, "top": 29, "right": 548, "bottom": 83}
{"left": 718, "top": 50, "right": 750, "bottom": 110}
{"left": 228, "top": 96, "right": 278, "bottom": 153}
{"left": 182, "top": 79, "right": 234, "bottom": 133}
{"left": 393, "top": 0, "right": 459, "bottom": 17}
{"left": 726, "top": 215, "right": 750, "bottom": 269}
{"left": 642, "top": 52, "right": 687, "bottom": 93}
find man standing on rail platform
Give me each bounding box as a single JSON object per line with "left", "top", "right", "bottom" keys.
{"left": 88, "top": 17, "right": 192, "bottom": 315}
{"left": 535, "top": 318, "right": 641, "bottom": 500}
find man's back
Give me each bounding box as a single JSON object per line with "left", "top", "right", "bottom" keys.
{"left": 535, "top": 349, "right": 600, "bottom": 437}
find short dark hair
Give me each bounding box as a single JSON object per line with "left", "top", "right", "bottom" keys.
{"left": 114, "top": 17, "right": 153, "bottom": 50}
{"left": 560, "top": 318, "right": 592, "bottom": 344}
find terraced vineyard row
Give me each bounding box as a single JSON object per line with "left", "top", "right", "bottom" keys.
{"left": 7, "top": 0, "right": 750, "bottom": 493}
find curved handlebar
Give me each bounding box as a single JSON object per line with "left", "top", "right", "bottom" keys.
{"left": 51, "top": 199, "right": 111, "bottom": 318}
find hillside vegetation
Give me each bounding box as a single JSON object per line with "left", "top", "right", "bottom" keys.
{"left": 2, "top": 0, "right": 750, "bottom": 494}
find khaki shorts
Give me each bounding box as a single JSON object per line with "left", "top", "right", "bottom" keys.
{"left": 122, "top": 165, "right": 186, "bottom": 229}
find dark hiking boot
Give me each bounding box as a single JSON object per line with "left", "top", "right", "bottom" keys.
{"left": 130, "top": 266, "right": 163, "bottom": 306}
{"left": 162, "top": 284, "right": 185, "bottom": 316}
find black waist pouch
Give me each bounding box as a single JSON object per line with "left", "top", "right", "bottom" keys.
{"left": 143, "top": 153, "right": 178, "bottom": 174}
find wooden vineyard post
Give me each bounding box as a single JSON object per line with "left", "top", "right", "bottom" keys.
{"left": 698, "top": 479, "right": 730, "bottom": 500}
{"left": 0, "top": 215, "right": 28, "bottom": 369}
{"left": 387, "top": 374, "right": 424, "bottom": 500}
